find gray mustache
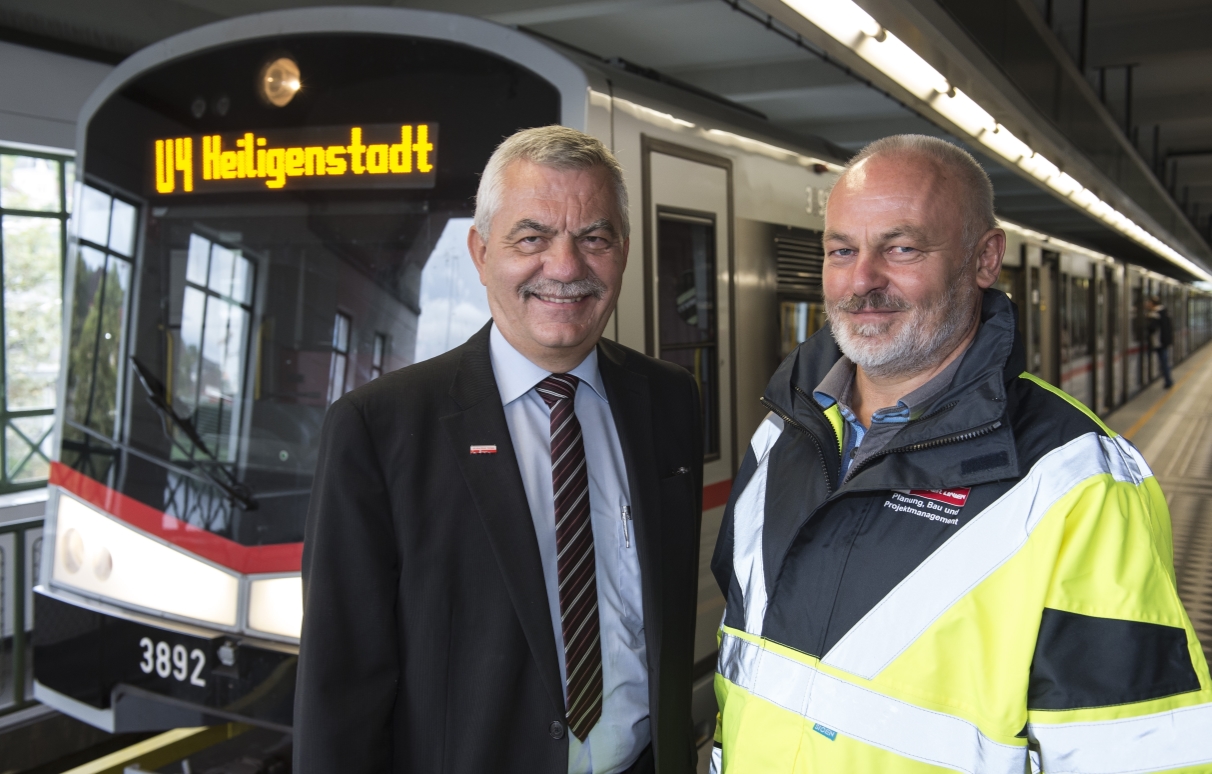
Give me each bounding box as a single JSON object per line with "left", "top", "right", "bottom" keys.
{"left": 519, "top": 276, "right": 608, "bottom": 301}
{"left": 831, "top": 291, "right": 913, "bottom": 314}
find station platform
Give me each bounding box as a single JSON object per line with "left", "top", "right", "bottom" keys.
{"left": 1106, "top": 348, "right": 1212, "bottom": 664}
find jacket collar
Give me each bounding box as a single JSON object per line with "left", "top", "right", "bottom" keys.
{"left": 765, "top": 289, "right": 1024, "bottom": 489}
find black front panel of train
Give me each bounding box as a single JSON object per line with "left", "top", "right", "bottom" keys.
{"left": 35, "top": 592, "right": 297, "bottom": 728}
{"left": 62, "top": 35, "right": 559, "bottom": 547}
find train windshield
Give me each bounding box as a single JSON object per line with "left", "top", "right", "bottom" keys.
{"left": 60, "top": 34, "right": 559, "bottom": 546}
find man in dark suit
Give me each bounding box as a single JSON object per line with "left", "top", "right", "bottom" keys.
{"left": 294, "top": 126, "right": 703, "bottom": 774}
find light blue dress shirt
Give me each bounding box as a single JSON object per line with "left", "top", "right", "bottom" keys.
{"left": 489, "top": 324, "right": 650, "bottom": 774}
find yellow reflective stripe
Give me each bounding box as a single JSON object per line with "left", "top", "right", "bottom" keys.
{"left": 718, "top": 632, "right": 1026, "bottom": 774}
{"left": 823, "top": 432, "right": 1151, "bottom": 680}
{"left": 824, "top": 403, "right": 844, "bottom": 455}
{"left": 1019, "top": 372, "right": 1117, "bottom": 437}
{"left": 1030, "top": 703, "right": 1212, "bottom": 773}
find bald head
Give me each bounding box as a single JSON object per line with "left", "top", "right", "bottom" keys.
{"left": 837, "top": 134, "right": 995, "bottom": 251}
{"left": 821, "top": 134, "right": 1006, "bottom": 383}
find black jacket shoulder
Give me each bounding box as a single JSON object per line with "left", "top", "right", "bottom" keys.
{"left": 1006, "top": 372, "right": 1110, "bottom": 473}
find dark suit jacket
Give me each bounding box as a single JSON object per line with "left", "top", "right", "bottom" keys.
{"left": 294, "top": 323, "right": 703, "bottom": 773}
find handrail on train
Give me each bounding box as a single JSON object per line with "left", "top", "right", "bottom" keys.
{"left": 0, "top": 515, "right": 42, "bottom": 714}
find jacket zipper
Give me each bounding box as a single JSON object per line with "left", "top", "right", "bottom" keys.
{"left": 844, "top": 419, "right": 1003, "bottom": 483}
{"left": 760, "top": 395, "right": 834, "bottom": 496}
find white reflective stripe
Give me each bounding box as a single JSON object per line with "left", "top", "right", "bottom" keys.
{"left": 824, "top": 432, "right": 1145, "bottom": 680}
{"left": 719, "top": 633, "right": 1025, "bottom": 774}
{"left": 733, "top": 413, "right": 783, "bottom": 636}
{"left": 709, "top": 744, "right": 722, "bottom": 774}
{"left": 1101, "top": 434, "right": 1150, "bottom": 486}
{"left": 1031, "top": 702, "right": 1212, "bottom": 773}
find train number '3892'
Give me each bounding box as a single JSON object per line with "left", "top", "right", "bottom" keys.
{"left": 138, "top": 636, "right": 208, "bottom": 687}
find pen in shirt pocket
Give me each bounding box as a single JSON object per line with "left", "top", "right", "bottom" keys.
{"left": 621, "top": 505, "right": 632, "bottom": 548}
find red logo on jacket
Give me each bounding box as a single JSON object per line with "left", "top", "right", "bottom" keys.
{"left": 908, "top": 488, "right": 971, "bottom": 507}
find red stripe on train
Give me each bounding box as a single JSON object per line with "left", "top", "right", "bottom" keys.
{"left": 703, "top": 479, "right": 732, "bottom": 511}
{"left": 49, "top": 462, "right": 303, "bottom": 574}
{"left": 51, "top": 462, "right": 734, "bottom": 571}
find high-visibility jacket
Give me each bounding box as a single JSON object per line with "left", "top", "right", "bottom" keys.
{"left": 710, "top": 290, "right": 1212, "bottom": 774}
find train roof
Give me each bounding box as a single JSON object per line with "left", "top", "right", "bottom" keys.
{"left": 74, "top": 5, "right": 850, "bottom": 172}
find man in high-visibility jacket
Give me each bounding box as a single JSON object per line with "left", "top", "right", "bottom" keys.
{"left": 710, "top": 134, "right": 1212, "bottom": 773}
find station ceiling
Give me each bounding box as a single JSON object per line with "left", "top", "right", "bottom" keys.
{"left": 1, "top": 0, "right": 1208, "bottom": 279}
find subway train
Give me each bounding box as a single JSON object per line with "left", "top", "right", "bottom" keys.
{"left": 32, "top": 6, "right": 1212, "bottom": 736}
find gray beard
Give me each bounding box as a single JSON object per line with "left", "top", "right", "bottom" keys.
{"left": 828, "top": 277, "right": 978, "bottom": 380}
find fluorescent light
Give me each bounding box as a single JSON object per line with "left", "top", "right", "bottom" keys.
{"left": 1048, "top": 172, "right": 1081, "bottom": 197}
{"left": 704, "top": 128, "right": 844, "bottom": 172}
{"left": 52, "top": 495, "right": 239, "bottom": 627}
{"left": 933, "top": 91, "right": 996, "bottom": 135}
{"left": 609, "top": 95, "right": 695, "bottom": 128}
{"left": 779, "top": 0, "right": 1212, "bottom": 281}
{"left": 783, "top": 0, "right": 881, "bottom": 43}
{"left": 978, "top": 126, "right": 1033, "bottom": 163}
{"left": 247, "top": 575, "right": 303, "bottom": 640}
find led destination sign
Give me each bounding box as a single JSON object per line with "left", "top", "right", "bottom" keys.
{"left": 152, "top": 123, "right": 437, "bottom": 194}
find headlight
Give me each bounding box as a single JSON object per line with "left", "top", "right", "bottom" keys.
{"left": 53, "top": 495, "right": 240, "bottom": 628}
{"left": 258, "top": 56, "right": 301, "bottom": 107}
{"left": 247, "top": 575, "right": 302, "bottom": 640}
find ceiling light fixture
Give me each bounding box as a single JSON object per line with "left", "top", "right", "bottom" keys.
{"left": 779, "top": 0, "right": 1211, "bottom": 281}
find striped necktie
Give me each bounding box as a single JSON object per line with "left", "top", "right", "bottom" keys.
{"left": 536, "top": 373, "right": 603, "bottom": 741}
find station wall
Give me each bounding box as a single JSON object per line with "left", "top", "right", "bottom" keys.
{"left": 0, "top": 41, "right": 112, "bottom": 152}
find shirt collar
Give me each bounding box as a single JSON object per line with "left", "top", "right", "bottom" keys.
{"left": 489, "top": 323, "right": 608, "bottom": 407}
{"left": 812, "top": 348, "right": 968, "bottom": 422}
{"left": 812, "top": 356, "right": 856, "bottom": 410}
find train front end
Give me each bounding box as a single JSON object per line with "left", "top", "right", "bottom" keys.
{"left": 33, "top": 11, "right": 570, "bottom": 732}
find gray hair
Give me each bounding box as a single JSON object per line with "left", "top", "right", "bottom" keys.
{"left": 474, "top": 125, "right": 629, "bottom": 240}
{"left": 844, "top": 134, "right": 996, "bottom": 250}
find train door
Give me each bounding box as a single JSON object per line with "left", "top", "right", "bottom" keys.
{"left": 1058, "top": 269, "right": 1072, "bottom": 396}
{"left": 1146, "top": 279, "right": 1157, "bottom": 384}
{"left": 992, "top": 265, "right": 1024, "bottom": 338}
{"left": 1108, "top": 265, "right": 1122, "bottom": 408}
{"left": 1178, "top": 285, "right": 1187, "bottom": 358}
{"left": 1029, "top": 263, "right": 1043, "bottom": 375}
{"left": 1068, "top": 273, "right": 1092, "bottom": 406}
{"left": 641, "top": 137, "right": 734, "bottom": 680}
{"left": 1128, "top": 272, "right": 1143, "bottom": 396}
{"left": 1100, "top": 265, "right": 1110, "bottom": 414}
{"left": 1039, "top": 251, "right": 1061, "bottom": 385}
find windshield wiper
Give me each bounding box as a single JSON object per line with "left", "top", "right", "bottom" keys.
{"left": 130, "top": 356, "right": 258, "bottom": 511}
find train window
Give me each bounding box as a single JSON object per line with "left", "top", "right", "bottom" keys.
{"left": 171, "top": 233, "right": 254, "bottom": 463}
{"left": 779, "top": 301, "right": 826, "bottom": 357}
{"left": 0, "top": 151, "right": 69, "bottom": 489}
{"left": 657, "top": 210, "right": 719, "bottom": 459}
{"left": 371, "top": 333, "right": 387, "bottom": 381}
{"left": 328, "top": 312, "right": 351, "bottom": 404}
{"left": 62, "top": 185, "right": 136, "bottom": 485}
{"left": 414, "top": 218, "right": 489, "bottom": 363}
{"left": 1030, "top": 267, "right": 1042, "bottom": 374}
{"left": 775, "top": 228, "right": 826, "bottom": 357}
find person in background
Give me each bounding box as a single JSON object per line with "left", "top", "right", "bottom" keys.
{"left": 709, "top": 134, "right": 1212, "bottom": 773}
{"left": 295, "top": 126, "right": 703, "bottom": 774}
{"left": 1147, "top": 294, "right": 1175, "bottom": 388}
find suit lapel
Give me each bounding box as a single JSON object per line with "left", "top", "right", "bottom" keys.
{"left": 439, "top": 324, "right": 565, "bottom": 716}
{"left": 597, "top": 341, "right": 664, "bottom": 679}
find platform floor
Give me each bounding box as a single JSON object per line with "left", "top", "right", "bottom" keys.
{"left": 1106, "top": 346, "right": 1212, "bottom": 664}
